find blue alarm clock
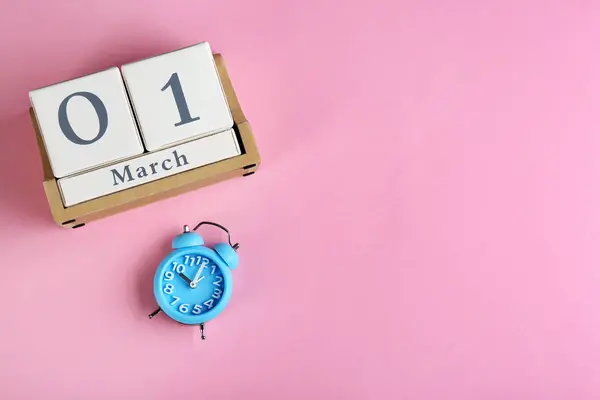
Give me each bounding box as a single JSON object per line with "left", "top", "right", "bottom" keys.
{"left": 148, "top": 221, "right": 239, "bottom": 339}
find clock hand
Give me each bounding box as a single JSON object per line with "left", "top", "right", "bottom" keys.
{"left": 178, "top": 272, "right": 197, "bottom": 288}
{"left": 192, "top": 266, "right": 206, "bottom": 284}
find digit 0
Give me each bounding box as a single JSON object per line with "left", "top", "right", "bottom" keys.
{"left": 58, "top": 92, "right": 108, "bottom": 145}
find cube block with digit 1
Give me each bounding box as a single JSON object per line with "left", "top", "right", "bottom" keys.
{"left": 28, "top": 44, "right": 261, "bottom": 228}
{"left": 121, "top": 42, "right": 234, "bottom": 151}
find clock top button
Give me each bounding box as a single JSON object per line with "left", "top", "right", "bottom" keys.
{"left": 172, "top": 225, "right": 204, "bottom": 249}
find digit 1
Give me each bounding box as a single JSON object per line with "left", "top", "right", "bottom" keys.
{"left": 58, "top": 92, "right": 108, "bottom": 145}
{"left": 161, "top": 72, "right": 200, "bottom": 127}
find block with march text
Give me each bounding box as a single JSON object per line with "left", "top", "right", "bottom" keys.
{"left": 57, "top": 129, "right": 241, "bottom": 206}
{"left": 121, "top": 42, "right": 233, "bottom": 152}
{"left": 29, "top": 67, "right": 144, "bottom": 178}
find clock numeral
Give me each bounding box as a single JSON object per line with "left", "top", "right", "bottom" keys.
{"left": 179, "top": 304, "right": 189, "bottom": 313}
{"left": 170, "top": 296, "right": 180, "bottom": 305}
{"left": 196, "top": 257, "right": 204, "bottom": 266}
{"left": 201, "top": 258, "right": 210, "bottom": 268}
{"left": 192, "top": 304, "right": 203, "bottom": 314}
{"left": 212, "top": 288, "right": 222, "bottom": 299}
{"left": 204, "top": 299, "right": 215, "bottom": 309}
{"left": 164, "top": 271, "right": 174, "bottom": 281}
{"left": 164, "top": 284, "right": 174, "bottom": 295}
{"left": 211, "top": 265, "right": 217, "bottom": 275}
{"left": 213, "top": 276, "right": 223, "bottom": 287}
{"left": 184, "top": 256, "right": 200, "bottom": 266}
{"left": 171, "top": 262, "right": 185, "bottom": 273}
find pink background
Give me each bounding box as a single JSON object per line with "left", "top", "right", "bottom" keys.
{"left": 1, "top": 0, "right": 600, "bottom": 398}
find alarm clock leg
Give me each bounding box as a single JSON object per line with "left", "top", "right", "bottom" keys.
{"left": 148, "top": 307, "right": 162, "bottom": 319}
{"left": 199, "top": 323, "right": 206, "bottom": 340}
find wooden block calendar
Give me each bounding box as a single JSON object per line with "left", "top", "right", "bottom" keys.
{"left": 29, "top": 42, "right": 260, "bottom": 228}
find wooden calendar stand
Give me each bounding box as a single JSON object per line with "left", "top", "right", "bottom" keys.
{"left": 30, "top": 54, "right": 261, "bottom": 228}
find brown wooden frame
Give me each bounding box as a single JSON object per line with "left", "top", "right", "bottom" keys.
{"left": 29, "top": 53, "right": 260, "bottom": 228}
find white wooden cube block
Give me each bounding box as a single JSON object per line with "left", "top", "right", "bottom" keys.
{"left": 30, "top": 67, "right": 144, "bottom": 178}
{"left": 121, "top": 42, "right": 233, "bottom": 151}
{"left": 57, "top": 128, "right": 241, "bottom": 206}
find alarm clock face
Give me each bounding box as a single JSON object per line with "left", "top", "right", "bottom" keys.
{"left": 154, "top": 248, "right": 233, "bottom": 324}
